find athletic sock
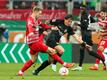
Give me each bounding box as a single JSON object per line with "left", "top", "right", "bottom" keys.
{"left": 21, "top": 60, "right": 34, "bottom": 72}
{"left": 96, "top": 50, "right": 105, "bottom": 64}
{"left": 36, "top": 60, "right": 50, "bottom": 72}
{"left": 79, "top": 48, "right": 85, "bottom": 67}
{"left": 53, "top": 53, "right": 62, "bottom": 64}
{"left": 51, "top": 53, "right": 64, "bottom": 65}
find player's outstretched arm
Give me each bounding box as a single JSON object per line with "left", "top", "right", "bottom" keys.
{"left": 72, "top": 34, "right": 91, "bottom": 49}
{"left": 72, "top": 34, "right": 83, "bottom": 44}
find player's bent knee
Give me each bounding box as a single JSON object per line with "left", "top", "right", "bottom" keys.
{"left": 47, "top": 47, "right": 56, "bottom": 54}
{"left": 58, "top": 50, "right": 64, "bottom": 54}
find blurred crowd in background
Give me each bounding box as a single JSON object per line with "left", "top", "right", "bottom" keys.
{"left": 0, "top": 0, "right": 107, "bottom": 43}
{"left": 0, "top": 0, "right": 106, "bottom": 11}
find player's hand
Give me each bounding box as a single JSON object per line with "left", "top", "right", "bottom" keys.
{"left": 85, "top": 44, "right": 92, "bottom": 50}
{"left": 81, "top": 42, "right": 92, "bottom": 50}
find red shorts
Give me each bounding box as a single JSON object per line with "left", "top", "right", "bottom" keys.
{"left": 28, "top": 42, "right": 48, "bottom": 55}
{"left": 98, "top": 39, "right": 107, "bottom": 49}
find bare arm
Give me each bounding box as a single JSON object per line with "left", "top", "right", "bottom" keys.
{"left": 72, "top": 34, "right": 92, "bottom": 50}
{"left": 72, "top": 34, "right": 83, "bottom": 44}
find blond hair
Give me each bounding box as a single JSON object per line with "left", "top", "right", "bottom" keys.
{"left": 32, "top": 6, "right": 42, "bottom": 12}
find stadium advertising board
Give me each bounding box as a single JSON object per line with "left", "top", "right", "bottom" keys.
{"left": 0, "top": 43, "right": 72, "bottom": 63}
{"left": 0, "top": 9, "right": 67, "bottom": 21}
{"left": 9, "top": 31, "right": 26, "bottom": 43}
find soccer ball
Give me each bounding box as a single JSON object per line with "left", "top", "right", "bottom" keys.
{"left": 59, "top": 67, "right": 69, "bottom": 76}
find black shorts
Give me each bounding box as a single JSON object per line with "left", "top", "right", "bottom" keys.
{"left": 81, "top": 30, "right": 93, "bottom": 46}
{"left": 46, "top": 40, "right": 59, "bottom": 48}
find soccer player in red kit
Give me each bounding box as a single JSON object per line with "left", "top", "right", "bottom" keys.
{"left": 18, "top": 6, "right": 74, "bottom": 76}
{"left": 90, "top": 11, "right": 107, "bottom": 70}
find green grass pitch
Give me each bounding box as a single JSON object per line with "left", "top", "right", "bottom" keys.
{"left": 0, "top": 63, "right": 107, "bottom": 80}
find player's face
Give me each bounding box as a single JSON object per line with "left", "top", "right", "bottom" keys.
{"left": 64, "top": 18, "right": 72, "bottom": 26}
{"left": 100, "top": 12, "right": 107, "bottom": 19}
{"left": 34, "top": 10, "right": 42, "bottom": 19}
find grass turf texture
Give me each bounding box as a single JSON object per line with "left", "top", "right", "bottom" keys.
{"left": 0, "top": 63, "right": 107, "bottom": 80}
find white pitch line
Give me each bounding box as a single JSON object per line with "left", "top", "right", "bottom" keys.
{"left": 1, "top": 43, "right": 9, "bottom": 63}
{"left": 18, "top": 44, "right": 26, "bottom": 63}
{"left": 10, "top": 44, "right": 18, "bottom": 63}
{"left": 38, "top": 55, "right": 43, "bottom": 63}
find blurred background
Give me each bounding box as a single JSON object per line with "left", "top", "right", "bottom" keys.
{"left": 0, "top": 0, "right": 107, "bottom": 43}
{"left": 0, "top": 0, "right": 107, "bottom": 63}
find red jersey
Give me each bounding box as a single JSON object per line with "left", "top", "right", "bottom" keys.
{"left": 98, "top": 17, "right": 107, "bottom": 39}
{"left": 26, "top": 16, "right": 51, "bottom": 44}
{"left": 98, "top": 17, "right": 107, "bottom": 29}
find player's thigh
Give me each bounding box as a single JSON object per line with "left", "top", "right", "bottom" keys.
{"left": 39, "top": 43, "right": 48, "bottom": 52}
{"left": 54, "top": 45, "right": 64, "bottom": 54}
{"left": 46, "top": 47, "right": 56, "bottom": 54}
{"left": 98, "top": 39, "right": 107, "bottom": 51}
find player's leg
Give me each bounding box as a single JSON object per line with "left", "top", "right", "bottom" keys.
{"left": 90, "top": 40, "right": 107, "bottom": 70}
{"left": 72, "top": 31, "right": 88, "bottom": 71}
{"left": 51, "top": 45, "right": 64, "bottom": 71}
{"left": 82, "top": 31, "right": 106, "bottom": 69}
{"left": 18, "top": 51, "right": 38, "bottom": 76}
{"left": 46, "top": 40, "right": 63, "bottom": 71}
{"left": 32, "top": 42, "right": 75, "bottom": 76}
{"left": 46, "top": 47, "right": 74, "bottom": 68}
{"left": 40, "top": 43, "right": 75, "bottom": 68}
{"left": 97, "top": 40, "right": 107, "bottom": 69}
{"left": 72, "top": 46, "right": 85, "bottom": 71}
{"left": 33, "top": 45, "right": 65, "bottom": 75}
{"left": 87, "top": 46, "right": 105, "bottom": 67}
{"left": 33, "top": 55, "right": 54, "bottom": 75}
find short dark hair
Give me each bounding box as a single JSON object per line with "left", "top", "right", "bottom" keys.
{"left": 33, "top": 6, "right": 42, "bottom": 12}
{"left": 80, "top": 5, "right": 87, "bottom": 10}
{"left": 64, "top": 14, "right": 72, "bottom": 20}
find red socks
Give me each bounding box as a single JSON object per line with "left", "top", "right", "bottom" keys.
{"left": 96, "top": 50, "right": 105, "bottom": 64}
{"left": 21, "top": 54, "right": 64, "bottom": 72}
{"left": 51, "top": 53, "right": 64, "bottom": 65}
{"left": 21, "top": 60, "right": 34, "bottom": 72}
